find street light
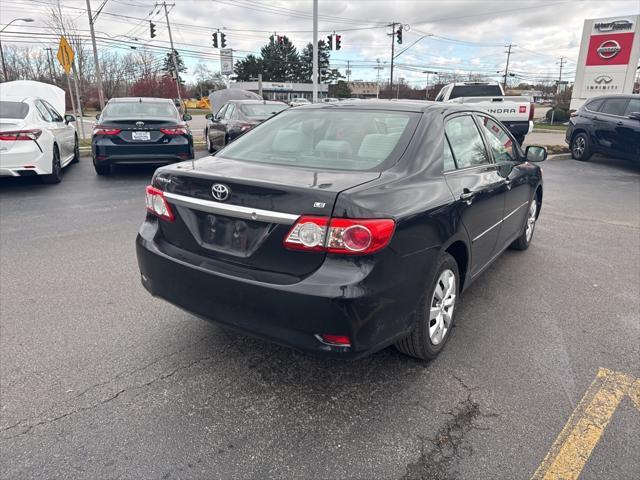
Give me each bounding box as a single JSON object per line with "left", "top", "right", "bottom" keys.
{"left": 423, "top": 70, "right": 438, "bottom": 100}
{"left": 0, "top": 18, "right": 35, "bottom": 81}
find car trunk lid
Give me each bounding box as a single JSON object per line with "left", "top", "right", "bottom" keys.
{"left": 156, "top": 156, "right": 380, "bottom": 277}
{"left": 0, "top": 119, "right": 25, "bottom": 153}
{"left": 97, "top": 118, "right": 183, "bottom": 144}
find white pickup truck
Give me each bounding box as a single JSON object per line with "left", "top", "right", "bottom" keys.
{"left": 435, "top": 82, "right": 534, "bottom": 144}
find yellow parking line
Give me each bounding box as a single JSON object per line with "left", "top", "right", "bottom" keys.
{"left": 531, "top": 368, "right": 639, "bottom": 480}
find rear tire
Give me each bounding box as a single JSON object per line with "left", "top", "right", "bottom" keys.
{"left": 71, "top": 135, "right": 80, "bottom": 163}
{"left": 206, "top": 129, "right": 215, "bottom": 153}
{"left": 93, "top": 156, "right": 111, "bottom": 175}
{"left": 395, "top": 253, "right": 459, "bottom": 360}
{"left": 42, "top": 145, "right": 62, "bottom": 184}
{"left": 510, "top": 197, "right": 538, "bottom": 251}
{"left": 571, "top": 132, "right": 592, "bottom": 161}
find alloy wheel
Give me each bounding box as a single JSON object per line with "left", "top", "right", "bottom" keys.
{"left": 525, "top": 200, "right": 537, "bottom": 242}
{"left": 573, "top": 135, "right": 585, "bottom": 158}
{"left": 429, "top": 269, "right": 456, "bottom": 345}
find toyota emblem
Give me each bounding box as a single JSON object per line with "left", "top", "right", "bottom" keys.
{"left": 136, "top": 121, "right": 145, "bottom": 127}
{"left": 597, "top": 40, "right": 621, "bottom": 59}
{"left": 211, "top": 183, "right": 230, "bottom": 201}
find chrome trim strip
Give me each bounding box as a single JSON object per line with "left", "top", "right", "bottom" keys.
{"left": 472, "top": 218, "right": 503, "bottom": 243}
{"left": 472, "top": 201, "right": 529, "bottom": 243}
{"left": 163, "top": 192, "right": 300, "bottom": 225}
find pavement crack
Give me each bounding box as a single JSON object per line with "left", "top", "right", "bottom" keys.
{"left": 401, "top": 395, "right": 497, "bottom": 480}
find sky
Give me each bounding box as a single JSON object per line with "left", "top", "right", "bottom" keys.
{"left": 1, "top": 0, "right": 639, "bottom": 87}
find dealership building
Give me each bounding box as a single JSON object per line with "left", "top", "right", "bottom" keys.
{"left": 229, "top": 81, "right": 328, "bottom": 101}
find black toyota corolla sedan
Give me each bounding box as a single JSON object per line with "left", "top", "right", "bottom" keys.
{"left": 92, "top": 97, "right": 194, "bottom": 175}
{"left": 136, "top": 101, "right": 546, "bottom": 360}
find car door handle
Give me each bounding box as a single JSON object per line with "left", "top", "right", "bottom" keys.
{"left": 616, "top": 121, "right": 624, "bottom": 126}
{"left": 460, "top": 189, "right": 476, "bottom": 204}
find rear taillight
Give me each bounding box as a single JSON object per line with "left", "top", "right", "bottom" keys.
{"left": 93, "top": 126, "right": 121, "bottom": 135}
{"left": 284, "top": 216, "right": 395, "bottom": 255}
{"left": 0, "top": 129, "right": 42, "bottom": 141}
{"left": 316, "top": 334, "right": 351, "bottom": 347}
{"left": 159, "top": 127, "right": 188, "bottom": 135}
{"left": 519, "top": 106, "right": 527, "bottom": 114}
{"left": 570, "top": 111, "right": 578, "bottom": 117}
{"left": 145, "top": 185, "right": 174, "bottom": 222}
{"left": 529, "top": 102, "right": 535, "bottom": 121}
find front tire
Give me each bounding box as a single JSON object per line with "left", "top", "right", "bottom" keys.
{"left": 42, "top": 145, "right": 62, "bottom": 184}
{"left": 395, "top": 253, "right": 459, "bottom": 360}
{"left": 571, "top": 132, "right": 592, "bottom": 161}
{"left": 510, "top": 197, "right": 538, "bottom": 251}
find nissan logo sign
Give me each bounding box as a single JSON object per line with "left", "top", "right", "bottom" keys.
{"left": 597, "top": 40, "right": 621, "bottom": 59}
{"left": 211, "top": 183, "right": 230, "bottom": 201}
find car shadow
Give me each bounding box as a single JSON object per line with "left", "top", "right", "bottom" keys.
{"left": 588, "top": 154, "right": 640, "bottom": 174}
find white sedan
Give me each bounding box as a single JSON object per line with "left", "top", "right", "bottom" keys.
{"left": 0, "top": 96, "right": 78, "bottom": 183}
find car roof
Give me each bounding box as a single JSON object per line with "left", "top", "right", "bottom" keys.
{"left": 585, "top": 94, "right": 640, "bottom": 101}
{"left": 107, "top": 97, "right": 174, "bottom": 103}
{"left": 295, "top": 99, "right": 484, "bottom": 114}
{"left": 229, "top": 100, "right": 284, "bottom": 105}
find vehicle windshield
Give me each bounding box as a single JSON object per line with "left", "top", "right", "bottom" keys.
{"left": 0, "top": 101, "right": 29, "bottom": 119}
{"left": 101, "top": 101, "right": 178, "bottom": 120}
{"left": 240, "top": 103, "right": 288, "bottom": 118}
{"left": 449, "top": 85, "right": 502, "bottom": 99}
{"left": 220, "top": 109, "right": 418, "bottom": 171}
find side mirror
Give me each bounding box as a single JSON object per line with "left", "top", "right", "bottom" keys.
{"left": 628, "top": 112, "right": 640, "bottom": 121}
{"left": 205, "top": 113, "right": 213, "bottom": 120}
{"left": 182, "top": 114, "right": 192, "bottom": 121}
{"left": 64, "top": 114, "right": 75, "bottom": 124}
{"left": 95, "top": 113, "right": 100, "bottom": 120}
{"left": 525, "top": 145, "right": 547, "bottom": 162}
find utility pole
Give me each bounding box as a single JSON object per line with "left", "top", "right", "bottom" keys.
{"left": 374, "top": 59, "right": 383, "bottom": 99}
{"left": 312, "top": 0, "right": 318, "bottom": 103}
{"left": 557, "top": 56, "right": 566, "bottom": 95}
{"left": 346, "top": 60, "right": 350, "bottom": 82}
{"left": 45, "top": 47, "right": 55, "bottom": 83}
{"left": 389, "top": 22, "right": 397, "bottom": 90}
{"left": 503, "top": 43, "right": 513, "bottom": 90}
{"left": 86, "top": 0, "right": 105, "bottom": 109}
{"left": 160, "top": 1, "right": 182, "bottom": 106}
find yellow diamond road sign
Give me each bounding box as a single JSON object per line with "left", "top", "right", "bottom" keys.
{"left": 56, "top": 36, "right": 74, "bottom": 74}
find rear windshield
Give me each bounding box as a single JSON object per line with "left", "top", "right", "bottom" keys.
{"left": 220, "top": 109, "right": 419, "bottom": 171}
{"left": 449, "top": 85, "right": 502, "bottom": 99}
{"left": 240, "top": 103, "right": 288, "bottom": 118}
{"left": 0, "top": 101, "right": 29, "bottom": 119}
{"left": 102, "top": 101, "right": 178, "bottom": 120}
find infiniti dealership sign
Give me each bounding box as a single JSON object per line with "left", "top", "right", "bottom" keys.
{"left": 570, "top": 15, "right": 640, "bottom": 110}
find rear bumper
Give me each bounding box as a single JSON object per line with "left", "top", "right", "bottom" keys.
{"left": 503, "top": 120, "right": 533, "bottom": 137}
{"left": 0, "top": 146, "right": 51, "bottom": 176}
{"left": 136, "top": 219, "right": 432, "bottom": 358}
{"left": 92, "top": 137, "right": 193, "bottom": 164}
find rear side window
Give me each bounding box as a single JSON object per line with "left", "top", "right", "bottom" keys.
{"left": 42, "top": 100, "right": 63, "bottom": 122}
{"left": 0, "top": 101, "right": 29, "bottom": 119}
{"left": 220, "top": 109, "right": 418, "bottom": 171}
{"left": 35, "top": 100, "right": 54, "bottom": 122}
{"left": 445, "top": 115, "right": 490, "bottom": 168}
{"left": 624, "top": 99, "right": 640, "bottom": 115}
{"left": 443, "top": 140, "right": 456, "bottom": 171}
{"left": 584, "top": 98, "right": 603, "bottom": 112}
{"left": 599, "top": 98, "right": 629, "bottom": 116}
{"left": 449, "top": 85, "right": 502, "bottom": 99}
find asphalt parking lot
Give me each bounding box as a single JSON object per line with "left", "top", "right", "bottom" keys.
{"left": 1, "top": 152, "right": 639, "bottom": 479}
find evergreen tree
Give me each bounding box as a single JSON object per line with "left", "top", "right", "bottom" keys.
{"left": 259, "top": 35, "right": 300, "bottom": 82}
{"left": 162, "top": 50, "right": 187, "bottom": 84}
{"left": 233, "top": 54, "right": 264, "bottom": 82}
{"left": 299, "top": 40, "right": 342, "bottom": 83}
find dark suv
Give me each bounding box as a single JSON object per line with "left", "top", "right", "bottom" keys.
{"left": 566, "top": 94, "right": 640, "bottom": 162}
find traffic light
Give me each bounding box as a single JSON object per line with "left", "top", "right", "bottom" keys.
{"left": 220, "top": 33, "right": 226, "bottom": 48}
{"left": 277, "top": 35, "right": 284, "bottom": 45}
{"left": 396, "top": 26, "right": 402, "bottom": 44}
{"left": 212, "top": 32, "right": 218, "bottom": 48}
{"left": 335, "top": 34, "right": 341, "bottom": 50}
{"left": 150, "top": 21, "right": 156, "bottom": 39}
{"left": 327, "top": 34, "right": 333, "bottom": 50}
